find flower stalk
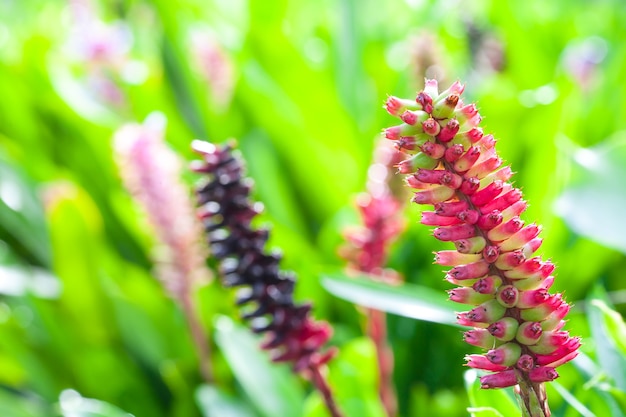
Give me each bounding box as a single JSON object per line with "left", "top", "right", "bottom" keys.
{"left": 383, "top": 80, "right": 579, "bottom": 416}
{"left": 191, "top": 140, "right": 343, "bottom": 417}
{"left": 341, "top": 140, "right": 405, "bottom": 417}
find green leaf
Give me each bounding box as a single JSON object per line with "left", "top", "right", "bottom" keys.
{"left": 59, "top": 390, "right": 134, "bottom": 417}
{"left": 321, "top": 272, "right": 460, "bottom": 327}
{"left": 555, "top": 133, "right": 626, "bottom": 254}
{"left": 464, "top": 370, "right": 520, "bottom": 417}
{"left": 0, "top": 389, "right": 52, "bottom": 417}
{"left": 196, "top": 385, "right": 257, "bottom": 417}
{"left": 213, "top": 316, "right": 305, "bottom": 417}
{"left": 586, "top": 285, "right": 626, "bottom": 391}
{"left": 589, "top": 299, "right": 626, "bottom": 355}
{"left": 0, "top": 158, "right": 51, "bottom": 266}
{"left": 551, "top": 381, "right": 596, "bottom": 417}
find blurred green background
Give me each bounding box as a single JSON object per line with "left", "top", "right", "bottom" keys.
{"left": 1, "top": 0, "right": 626, "bottom": 416}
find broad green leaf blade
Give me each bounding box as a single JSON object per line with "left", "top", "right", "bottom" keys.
{"left": 196, "top": 385, "right": 257, "bottom": 417}
{"left": 555, "top": 134, "right": 626, "bottom": 254}
{"left": 321, "top": 273, "right": 460, "bottom": 327}
{"left": 586, "top": 285, "right": 626, "bottom": 391}
{"left": 59, "top": 390, "right": 134, "bottom": 417}
{"left": 214, "top": 316, "right": 304, "bottom": 417}
{"left": 464, "top": 370, "right": 520, "bottom": 417}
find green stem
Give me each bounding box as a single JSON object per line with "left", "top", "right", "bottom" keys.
{"left": 516, "top": 373, "right": 550, "bottom": 417}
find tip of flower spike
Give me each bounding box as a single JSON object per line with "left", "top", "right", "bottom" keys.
{"left": 191, "top": 139, "right": 217, "bottom": 155}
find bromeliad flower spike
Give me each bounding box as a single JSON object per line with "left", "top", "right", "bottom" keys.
{"left": 383, "top": 80, "right": 579, "bottom": 417}
{"left": 191, "top": 140, "right": 343, "bottom": 417}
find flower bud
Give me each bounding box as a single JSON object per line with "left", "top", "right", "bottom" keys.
{"left": 486, "top": 342, "right": 522, "bottom": 367}
{"left": 465, "top": 354, "right": 509, "bottom": 372}
{"left": 480, "top": 166, "right": 512, "bottom": 188}
{"left": 385, "top": 96, "right": 419, "bottom": 116}
{"left": 471, "top": 181, "right": 504, "bottom": 206}
{"left": 453, "top": 147, "right": 481, "bottom": 173}
{"left": 454, "top": 236, "right": 486, "bottom": 254}
{"left": 421, "top": 141, "right": 446, "bottom": 159}
{"left": 496, "top": 285, "right": 519, "bottom": 308}
{"left": 477, "top": 210, "right": 503, "bottom": 230}
{"left": 464, "top": 328, "right": 498, "bottom": 349}
{"left": 412, "top": 185, "right": 456, "bottom": 204}
{"left": 487, "top": 217, "right": 524, "bottom": 242}
{"left": 422, "top": 117, "right": 442, "bottom": 136}
{"left": 416, "top": 169, "right": 462, "bottom": 188}
{"left": 434, "top": 250, "right": 482, "bottom": 266}
{"left": 432, "top": 95, "right": 460, "bottom": 119}
{"left": 447, "top": 260, "right": 490, "bottom": 281}
{"left": 488, "top": 317, "right": 520, "bottom": 341}
{"left": 401, "top": 109, "right": 429, "bottom": 125}
{"left": 434, "top": 200, "right": 468, "bottom": 217}
{"left": 433, "top": 223, "right": 476, "bottom": 241}
{"left": 528, "top": 367, "right": 558, "bottom": 383}
{"left": 482, "top": 245, "right": 500, "bottom": 263}
{"left": 444, "top": 143, "right": 465, "bottom": 162}
{"left": 516, "top": 288, "right": 549, "bottom": 309}
{"left": 516, "top": 354, "right": 534, "bottom": 371}
{"left": 423, "top": 79, "right": 439, "bottom": 100}
{"left": 459, "top": 177, "right": 481, "bottom": 195}
{"left": 397, "top": 152, "right": 438, "bottom": 173}
{"left": 463, "top": 127, "right": 483, "bottom": 143}
{"left": 472, "top": 275, "right": 502, "bottom": 295}
{"left": 520, "top": 294, "right": 566, "bottom": 322}
{"left": 480, "top": 370, "right": 518, "bottom": 389}
{"left": 456, "top": 209, "right": 479, "bottom": 224}
{"left": 480, "top": 189, "right": 523, "bottom": 214}
{"left": 457, "top": 299, "right": 506, "bottom": 326}
{"left": 438, "top": 119, "right": 461, "bottom": 142}
{"left": 448, "top": 287, "right": 493, "bottom": 305}
{"left": 516, "top": 321, "right": 543, "bottom": 345}
{"left": 421, "top": 212, "right": 462, "bottom": 226}
{"left": 466, "top": 157, "right": 503, "bottom": 179}
{"left": 494, "top": 250, "right": 525, "bottom": 270}
{"left": 527, "top": 331, "right": 571, "bottom": 355}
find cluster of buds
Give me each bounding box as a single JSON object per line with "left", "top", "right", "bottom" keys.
{"left": 342, "top": 140, "right": 405, "bottom": 278}
{"left": 383, "top": 80, "right": 579, "bottom": 397}
{"left": 191, "top": 140, "right": 335, "bottom": 372}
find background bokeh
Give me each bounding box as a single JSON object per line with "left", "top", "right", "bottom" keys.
{"left": 1, "top": 0, "right": 626, "bottom": 416}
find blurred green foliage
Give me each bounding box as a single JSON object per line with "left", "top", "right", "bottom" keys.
{"left": 1, "top": 0, "right": 626, "bottom": 416}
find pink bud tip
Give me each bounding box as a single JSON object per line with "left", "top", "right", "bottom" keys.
{"left": 421, "top": 141, "right": 446, "bottom": 159}
{"left": 384, "top": 126, "right": 402, "bottom": 140}
{"left": 385, "top": 96, "right": 404, "bottom": 116}
{"left": 460, "top": 177, "right": 481, "bottom": 195}
{"left": 438, "top": 119, "right": 460, "bottom": 142}
{"left": 465, "top": 127, "right": 484, "bottom": 143}
{"left": 482, "top": 245, "right": 500, "bottom": 263}
{"left": 444, "top": 144, "right": 465, "bottom": 162}
{"left": 422, "top": 117, "right": 441, "bottom": 136}
{"left": 401, "top": 110, "right": 418, "bottom": 125}
{"left": 516, "top": 354, "right": 534, "bottom": 371}
{"left": 416, "top": 91, "right": 433, "bottom": 113}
